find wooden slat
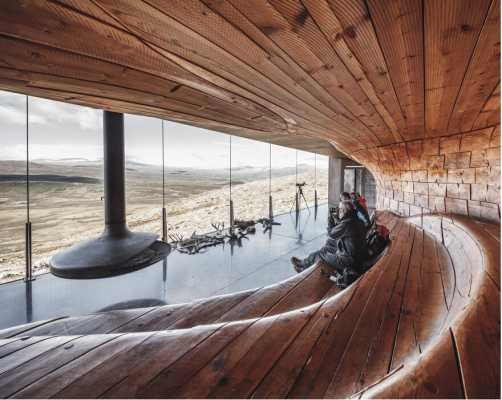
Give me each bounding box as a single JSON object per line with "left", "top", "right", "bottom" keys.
{"left": 0, "top": 318, "right": 65, "bottom": 339}
{"left": 473, "top": 82, "right": 501, "bottom": 129}
{"left": 263, "top": 0, "right": 391, "bottom": 144}
{"left": 425, "top": 0, "right": 493, "bottom": 136}
{"left": 134, "top": 320, "right": 256, "bottom": 397}
{"left": 324, "top": 221, "right": 413, "bottom": 397}
{"left": 114, "top": 291, "right": 254, "bottom": 332}
{"left": 55, "top": 327, "right": 218, "bottom": 398}
{"left": 356, "top": 225, "right": 417, "bottom": 391}
{"left": 9, "top": 308, "right": 154, "bottom": 337}
{"left": 0, "top": 337, "right": 51, "bottom": 359}
{"left": 389, "top": 226, "right": 423, "bottom": 368}
{"left": 415, "top": 232, "right": 449, "bottom": 350}
{"left": 453, "top": 278, "right": 500, "bottom": 398}
{"left": 171, "top": 314, "right": 281, "bottom": 398}
{"left": 201, "top": 0, "right": 377, "bottom": 146}
{"left": 0, "top": 35, "right": 281, "bottom": 128}
{"left": 167, "top": 291, "right": 255, "bottom": 330}
{"left": 303, "top": 0, "right": 406, "bottom": 141}
{"left": 263, "top": 266, "right": 334, "bottom": 315}
{"left": 367, "top": 0, "right": 425, "bottom": 140}
{"left": 0, "top": 213, "right": 496, "bottom": 398}
{"left": 10, "top": 315, "right": 106, "bottom": 337}
{"left": 286, "top": 220, "right": 405, "bottom": 398}
{"left": 0, "top": 334, "right": 115, "bottom": 398}
{"left": 251, "top": 284, "right": 356, "bottom": 398}
{"left": 12, "top": 334, "right": 146, "bottom": 398}
{"left": 216, "top": 266, "right": 318, "bottom": 321}
{"left": 362, "top": 331, "right": 464, "bottom": 398}
{"left": 97, "top": 0, "right": 352, "bottom": 136}
{"left": 0, "top": 336, "right": 79, "bottom": 376}
{"left": 0, "top": 0, "right": 497, "bottom": 164}
{"left": 436, "top": 234, "right": 456, "bottom": 311}
{"left": 225, "top": 0, "right": 383, "bottom": 146}
{"left": 0, "top": 0, "right": 348, "bottom": 152}
{"left": 207, "top": 306, "right": 320, "bottom": 397}
{"left": 99, "top": 325, "right": 229, "bottom": 398}
{"left": 448, "top": 0, "right": 501, "bottom": 133}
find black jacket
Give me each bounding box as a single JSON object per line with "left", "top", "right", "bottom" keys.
{"left": 319, "top": 214, "right": 368, "bottom": 273}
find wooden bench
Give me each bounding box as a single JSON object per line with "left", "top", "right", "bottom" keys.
{"left": 0, "top": 213, "right": 498, "bottom": 398}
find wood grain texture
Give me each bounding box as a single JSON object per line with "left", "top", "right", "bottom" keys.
{"left": 0, "top": 3, "right": 500, "bottom": 396}
{"left": 0, "top": 213, "right": 498, "bottom": 398}
{"left": 0, "top": 0, "right": 498, "bottom": 156}
{"left": 0, "top": 0, "right": 499, "bottom": 216}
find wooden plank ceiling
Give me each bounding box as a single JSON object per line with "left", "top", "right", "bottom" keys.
{"left": 0, "top": 0, "right": 499, "bottom": 157}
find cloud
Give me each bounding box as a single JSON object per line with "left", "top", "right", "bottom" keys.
{"left": 0, "top": 104, "right": 47, "bottom": 125}
{"left": 28, "top": 97, "right": 100, "bottom": 131}
{"left": 0, "top": 91, "right": 100, "bottom": 131}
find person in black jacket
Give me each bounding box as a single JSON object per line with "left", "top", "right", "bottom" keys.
{"left": 291, "top": 200, "right": 368, "bottom": 278}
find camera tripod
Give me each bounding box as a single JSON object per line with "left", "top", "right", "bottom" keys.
{"left": 290, "top": 182, "right": 310, "bottom": 214}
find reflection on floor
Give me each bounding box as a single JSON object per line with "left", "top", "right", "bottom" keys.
{"left": 0, "top": 205, "right": 329, "bottom": 330}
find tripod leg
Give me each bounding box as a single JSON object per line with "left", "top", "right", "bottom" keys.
{"left": 300, "top": 190, "right": 310, "bottom": 211}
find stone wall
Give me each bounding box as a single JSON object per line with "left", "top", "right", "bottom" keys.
{"left": 351, "top": 125, "right": 500, "bottom": 222}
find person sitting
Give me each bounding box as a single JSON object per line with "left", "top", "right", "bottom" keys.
{"left": 290, "top": 200, "right": 368, "bottom": 286}
{"left": 328, "top": 192, "right": 353, "bottom": 228}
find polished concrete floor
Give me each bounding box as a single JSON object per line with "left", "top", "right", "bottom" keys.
{"left": 0, "top": 205, "right": 329, "bottom": 330}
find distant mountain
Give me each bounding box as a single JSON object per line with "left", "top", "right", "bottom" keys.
{"left": 31, "top": 157, "right": 97, "bottom": 164}
{"left": 0, "top": 174, "right": 101, "bottom": 184}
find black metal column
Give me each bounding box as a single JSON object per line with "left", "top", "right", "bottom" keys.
{"left": 50, "top": 111, "right": 158, "bottom": 278}
{"left": 103, "top": 111, "right": 127, "bottom": 236}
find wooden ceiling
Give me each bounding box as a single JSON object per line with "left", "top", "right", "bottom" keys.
{"left": 0, "top": 0, "right": 499, "bottom": 157}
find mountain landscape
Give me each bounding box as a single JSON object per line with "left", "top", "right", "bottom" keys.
{"left": 0, "top": 159, "right": 328, "bottom": 282}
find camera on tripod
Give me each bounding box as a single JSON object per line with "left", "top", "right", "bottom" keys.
{"left": 291, "top": 181, "right": 310, "bottom": 213}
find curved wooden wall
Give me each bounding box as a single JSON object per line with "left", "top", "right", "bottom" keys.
{"left": 0, "top": 1, "right": 499, "bottom": 219}
{"left": 0, "top": 213, "right": 498, "bottom": 398}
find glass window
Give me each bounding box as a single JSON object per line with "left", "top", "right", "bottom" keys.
{"left": 28, "top": 97, "right": 103, "bottom": 276}
{"left": 316, "top": 154, "right": 329, "bottom": 204}
{"left": 162, "top": 121, "right": 230, "bottom": 238}
{"left": 124, "top": 114, "right": 163, "bottom": 236}
{"left": 0, "top": 91, "right": 27, "bottom": 283}
{"left": 230, "top": 136, "right": 269, "bottom": 221}
{"left": 270, "top": 144, "right": 297, "bottom": 216}
{"left": 296, "top": 150, "right": 316, "bottom": 209}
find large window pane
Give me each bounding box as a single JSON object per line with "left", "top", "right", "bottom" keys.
{"left": 124, "top": 114, "right": 163, "bottom": 236}
{"left": 163, "top": 122, "right": 230, "bottom": 237}
{"left": 29, "top": 98, "right": 103, "bottom": 276}
{"left": 296, "top": 150, "right": 316, "bottom": 208}
{"left": 316, "top": 154, "right": 329, "bottom": 203}
{"left": 0, "top": 91, "right": 27, "bottom": 283}
{"left": 230, "top": 136, "right": 269, "bottom": 221}
{"left": 271, "top": 144, "right": 297, "bottom": 216}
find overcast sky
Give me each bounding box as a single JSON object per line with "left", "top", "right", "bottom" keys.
{"left": 0, "top": 90, "right": 326, "bottom": 169}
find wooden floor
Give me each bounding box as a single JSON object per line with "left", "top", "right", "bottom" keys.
{"left": 0, "top": 212, "right": 499, "bottom": 398}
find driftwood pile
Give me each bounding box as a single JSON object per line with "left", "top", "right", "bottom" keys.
{"left": 168, "top": 217, "right": 281, "bottom": 254}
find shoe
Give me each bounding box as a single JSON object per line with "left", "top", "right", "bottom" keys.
{"left": 291, "top": 257, "right": 304, "bottom": 273}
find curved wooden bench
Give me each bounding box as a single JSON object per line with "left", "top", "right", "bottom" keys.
{"left": 0, "top": 213, "right": 498, "bottom": 398}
